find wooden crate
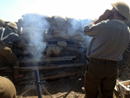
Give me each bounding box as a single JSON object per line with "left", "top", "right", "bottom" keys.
{"left": 115, "top": 80, "right": 130, "bottom": 98}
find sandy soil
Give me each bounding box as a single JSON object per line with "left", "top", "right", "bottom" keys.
{"left": 1, "top": 66, "right": 130, "bottom": 98}
{"left": 16, "top": 75, "right": 85, "bottom": 98}
{"left": 15, "top": 75, "right": 130, "bottom": 98}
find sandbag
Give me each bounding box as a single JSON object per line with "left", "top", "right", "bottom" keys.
{"left": 52, "top": 30, "right": 65, "bottom": 34}
{"left": 64, "top": 47, "right": 79, "bottom": 53}
{"left": 46, "top": 46, "right": 62, "bottom": 57}
{"left": 71, "top": 35, "right": 84, "bottom": 41}
{"left": 46, "top": 47, "right": 53, "bottom": 57}
{"left": 49, "top": 16, "right": 68, "bottom": 31}
{"left": 53, "top": 33, "right": 69, "bottom": 39}
{"left": 57, "top": 41, "right": 67, "bottom": 48}
{"left": 44, "top": 34, "right": 53, "bottom": 39}
{"left": 50, "top": 16, "right": 67, "bottom": 25}
{"left": 54, "top": 46, "right": 62, "bottom": 56}
{"left": 0, "top": 76, "right": 16, "bottom": 98}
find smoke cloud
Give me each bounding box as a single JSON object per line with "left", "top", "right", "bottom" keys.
{"left": 22, "top": 13, "right": 50, "bottom": 62}
{"left": 19, "top": 14, "right": 92, "bottom": 63}
{"left": 67, "top": 18, "right": 92, "bottom": 48}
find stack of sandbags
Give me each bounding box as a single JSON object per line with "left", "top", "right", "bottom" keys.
{"left": 49, "top": 16, "right": 68, "bottom": 31}
{"left": 46, "top": 16, "right": 70, "bottom": 40}
{"left": 44, "top": 16, "right": 87, "bottom": 41}
{"left": 46, "top": 46, "right": 62, "bottom": 57}
{"left": 18, "top": 14, "right": 89, "bottom": 42}
{"left": 46, "top": 41, "right": 67, "bottom": 57}
{"left": 46, "top": 40, "right": 80, "bottom": 57}
{"left": 17, "top": 14, "right": 90, "bottom": 57}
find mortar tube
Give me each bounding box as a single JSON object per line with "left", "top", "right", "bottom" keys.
{"left": 35, "top": 69, "right": 43, "bottom": 98}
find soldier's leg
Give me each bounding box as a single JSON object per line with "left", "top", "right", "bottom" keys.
{"left": 100, "top": 64, "right": 118, "bottom": 98}
{"left": 84, "top": 62, "right": 101, "bottom": 98}
{"left": 1, "top": 46, "right": 22, "bottom": 78}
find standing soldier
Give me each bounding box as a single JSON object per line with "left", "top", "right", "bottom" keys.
{"left": 84, "top": 1, "right": 130, "bottom": 98}
{"left": 0, "top": 20, "right": 24, "bottom": 79}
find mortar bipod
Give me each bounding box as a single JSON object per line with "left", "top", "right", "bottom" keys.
{"left": 17, "top": 69, "right": 53, "bottom": 98}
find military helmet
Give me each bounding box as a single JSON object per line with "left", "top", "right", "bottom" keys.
{"left": 112, "top": 2, "right": 130, "bottom": 19}
{"left": 7, "top": 22, "right": 18, "bottom": 29}
{"left": 0, "top": 18, "right": 5, "bottom": 27}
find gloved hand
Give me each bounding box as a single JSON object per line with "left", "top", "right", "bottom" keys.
{"left": 98, "top": 9, "right": 113, "bottom": 21}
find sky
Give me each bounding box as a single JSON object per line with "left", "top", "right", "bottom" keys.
{"left": 0, "top": 0, "right": 130, "bottom": 22}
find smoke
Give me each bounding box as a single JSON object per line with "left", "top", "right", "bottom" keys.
{"left": 67, "top": 18, "right": 81, "bottom": 35}
{"left": 22, "top": 13, "right": 50, "bottom": 62}
{"left": 49, "top": 16, "right": 93, "bottom": 49}
{"left": 20, "top": 14, "right": 93, "bottom": 62}
{"left": 79, "top": 19, "right": 93, "bottom": 48}
{"left": 67, "top": 18, "right": 92, "bottom": 48}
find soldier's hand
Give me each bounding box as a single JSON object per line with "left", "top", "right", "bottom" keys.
{"left": 98, "top": 9, "right": 113, "bottom": 21}
{"left": 89, "top": 9, "right": 113, "bottom": 24}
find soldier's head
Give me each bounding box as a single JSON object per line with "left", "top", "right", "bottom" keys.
{"left": 7, "top": 22, "right": 18, "bottom": 33}
{"left": 0, "top": 18, "right": 5, "bottom": 27}
{"left": 111, "top": 2, "right": 130, "bottom": 20}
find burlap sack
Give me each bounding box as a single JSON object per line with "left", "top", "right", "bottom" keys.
{"left": 57, "top": 41, "right": 67, "bottom": 48}
{"left": 49, "top": 16, "right": 68, "bottom": 31}
{"left": 52, "top": 30, "right": 66, "bottom": 34}
{"left": 46, "top": 46, "right": 62, "bottom": 57}
{"left": 0, "top": 76, "right": 16, "bottom": 98}
{"left": 54, "top": 46, "right": 62, "bottom": 56}
{"left": 71, "top": 35, "right": 84, "bottom": 41}
{"left": 46, "top": 47, "right": 53, "bottom": 57}
{"left": 50, "top": 16, "right": 67, "bottom": 25}
{"left": 64, "top": 47, "right": 79, "bottom": 52}
{"left": 44, "top": 34, "right": 53, "bottom": 39}
{"left": 68, "top": 32, "right": 84, "bottom": 41}
{"left": 53, "top": 33, "right": 69, "bottom": 39}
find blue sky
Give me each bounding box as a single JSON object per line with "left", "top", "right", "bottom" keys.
{"left": 0, "top": 0, "right": 130, "bottom": 22}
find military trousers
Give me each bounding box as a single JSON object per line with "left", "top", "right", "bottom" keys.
{"left": 0, "top": 43, "right": 19, "bottom": 68}
{"left": 84, "top": 58, "right": 119, "bottom": 98}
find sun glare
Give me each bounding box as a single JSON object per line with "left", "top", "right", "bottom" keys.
{"left": 1, "top": 0, "right": 130, "bottom": 21}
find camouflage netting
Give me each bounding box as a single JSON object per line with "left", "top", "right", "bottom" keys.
{"left": 16, "top": 13, "right": 130, "bottom": 81}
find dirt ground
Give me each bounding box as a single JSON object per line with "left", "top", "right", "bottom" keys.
{"left": 1, "top": 63, "right": 130, "bottom": 98}
{"left": 15, "top": 74, "right": 130, "bottom": 98}
{"left": 1, "top": 70, "right": 130, "bottom": 98}
{"left": 16, "top": 75, "right": 85, "bottom": 98}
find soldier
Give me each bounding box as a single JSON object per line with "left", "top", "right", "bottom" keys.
{"left": 0, "top": 20, "right": 24, "bottom": 79}
{"left": 0, "top": 76, "right": 17, "bottom": 98}
{"left": 84, "top": 1, "right": 130, "bottom": 98}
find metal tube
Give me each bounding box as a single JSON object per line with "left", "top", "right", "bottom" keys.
{"left": 35, "top": 69, "right": 43, "bottom": 98}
